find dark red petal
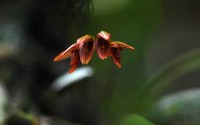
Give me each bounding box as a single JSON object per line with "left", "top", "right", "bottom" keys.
{"left": 111, "top": 41, "right": 134, "bottom": 50}
{"left": 68, "top": 50, "right": 80, "bottom": 73}
{"left": 96, "top": 31, "right": 111, "bottom": 60}
{"left": 68, "top": 63, "right": 78, "bottom": 73}
{"left": 79, "top": 40, "right": 94, "bottom": 64}
{"left": 110, "top": 47, "right": 121, "bottom": 68}
{"left": 54, "top": 43, "right": 79, "bottom": 62}
{"left": 96, "top": 37, "right": 110, "bottom": 60}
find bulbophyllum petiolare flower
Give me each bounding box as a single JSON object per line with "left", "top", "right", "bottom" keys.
{"left": 95, "top": 31, "right": 134, "bottom": 68}
{"left": 110, "top": 41, "right": 134, "bottom": 68}
{"left": 96, "top": 31, "right": 111, "bottom": 60}
{"left": 53, "top": 35, "right": 95, "bottom": 73}
{"left": 54, "top": 30, "right": 135, "bottom": 73}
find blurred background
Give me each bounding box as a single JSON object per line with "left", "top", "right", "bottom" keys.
{"left": 0, "top": 0, "right": 200, "bottom": 125}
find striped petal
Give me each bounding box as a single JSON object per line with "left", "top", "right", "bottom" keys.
{"left": 111, "top": 41, "right": 134, "bottom": 50}
{"left": 110, "top": 41, "right": 134, "bottom": 68}
{"left": 68, "top": 50, "right": 80, "bottom": 73}
{"left": 79, "top": 39, "right": 95, "bottom": 64}
{"left": 77, "top": 35, "right": 94, "bottom": 44}
{"left": 54, "top": 43, "right": 79, "bottom": 62}
{"left": 110, "top": 47, "right": 121, "bottom": 68}
{"left": 96, "top": 31, "right": 111, "bottom": 60}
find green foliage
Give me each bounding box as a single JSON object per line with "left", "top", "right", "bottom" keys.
{"left": 87, "top": 0, "right": 200, "bottom": 124}
{"left": 118, "top": 114, "right": 156, "bottom": 125}
{"left": 4, "top": 111, "right": 38, "bottom": 125}
{"left": 149, "top": 89, "right": 200, "bottom": 124}
{"left": 134, "top": 50, "right": 200, "bottom": 111}
{"left": 88, "top": 0, "right": 162, "bottom": 115}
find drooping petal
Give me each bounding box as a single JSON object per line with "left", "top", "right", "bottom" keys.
{"left": 96, "top": 31, "right": 111, "bottom": 60}
{"left": 54, "top": 43, "right": 79, "bottom": 62}
{"left": 110, "top": 42, "right": 134, "bottom": 68}
{"left": 68, "top": 50, "right": 80, "bottom": 73}
{"left": 110, "top": 47, "right": 121, "bottom": 68}
{"left": 111, "top": 41, "right": 134, "bottom": 50}
{"left": 79, "top": 38, "right": 95, "bottom": 64}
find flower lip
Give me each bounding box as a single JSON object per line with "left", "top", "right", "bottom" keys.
{"left": 97, "top": 31, "right": 111, "bottom": 41}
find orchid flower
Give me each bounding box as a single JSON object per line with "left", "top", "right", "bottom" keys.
{"left": 110, "top": 41, "right": 134, "bottom": 68}
{"left": 54, "top": 35, "right": 95, "bottom": 73}
{"left": 54, "top": 31, "right": 134, "bottom": 73}
{"left": 96, "top": 31, "right": 111, "bottom": 60}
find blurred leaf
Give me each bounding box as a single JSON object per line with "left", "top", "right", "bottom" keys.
{"left": 149, "top": 88, "right": 200, "bottom": 125}
{"left": 51, "top": 67, "right": 94, "bottom": 92}
{"left": 118, "top": 114, "right": 156, "bottom": 125}
{"left": 0, "top": 82, "right": 7, "bottom": 124}
{"left": 40, "top": 116, "right": 83, "bottom": 125}
{"left": 133, "top": 49, "right": 200, "bottom": 111}
{"left": 0, "top": 43, "right": 18, "bottom": 58}
{"left": 4, "top": 111, "right": 39, "bottom": 125}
